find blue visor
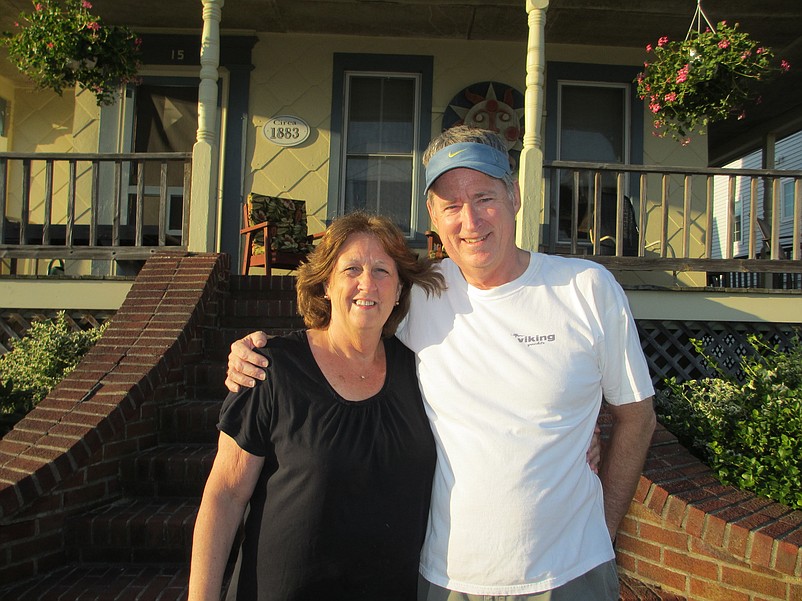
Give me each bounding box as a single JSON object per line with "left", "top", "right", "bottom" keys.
{"left": 424, "top": 142, "right": 512, "bottom": 193}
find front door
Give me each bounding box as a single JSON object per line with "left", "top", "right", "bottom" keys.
{"left": 123, "top": 79, "right": 199, "bottom": 239}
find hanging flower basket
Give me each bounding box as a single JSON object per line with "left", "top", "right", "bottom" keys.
{"left": 1, "top": 0, "right": 142, "bottom": 106}
{"left": 635, "top": 9, "right": 790, "bottom": 144}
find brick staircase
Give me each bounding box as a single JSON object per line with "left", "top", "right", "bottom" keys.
{"left": 0, "top": 273, "right": 304, "bottom": 601}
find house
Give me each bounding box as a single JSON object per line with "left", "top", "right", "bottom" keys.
{"left": 0, "top": 2, "right": 801, "bottom": 598}
{"left": 0, "top": 0, "right": 799, "bottom": 413}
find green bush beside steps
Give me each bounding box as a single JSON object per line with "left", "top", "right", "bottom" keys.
{"left": 0, "top": 311, "right": 107, "bottom": 436}
{"left": 657, "top": 335, "right": 802, "bottom": 509}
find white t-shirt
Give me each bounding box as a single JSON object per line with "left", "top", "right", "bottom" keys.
{"left": 397, "top": 252, "right": 654, "bottom": 595}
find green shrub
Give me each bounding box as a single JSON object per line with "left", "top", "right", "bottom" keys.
{"left": 0, "top": 311, "right": 107, "bottom": 418}
{"left": 656, "top": 335, "right": 802, "bottom": 509}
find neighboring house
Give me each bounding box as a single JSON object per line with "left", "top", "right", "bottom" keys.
{"left": 713, "top": 130, "right": 802, "bottom": 260}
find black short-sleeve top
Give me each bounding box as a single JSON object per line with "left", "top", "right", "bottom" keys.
{"left": 218, "top": 330, "right": 436, "bottom": 601}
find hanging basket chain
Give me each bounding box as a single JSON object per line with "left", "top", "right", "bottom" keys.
{"left": 685, "top": 0, "right": 717, "bottom": 41}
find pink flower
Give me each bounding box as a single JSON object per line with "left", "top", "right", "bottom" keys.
{"left": 135, "top": 37, "right": 143, "bottom": 47}
{"left": 86, "top": 21, "right": 100, "bottom": 31}
{"left": 646, "top": 44, "right": 653, "bottom": 53}
{"left": 676, "top": 64, "right": 690, "bottom": 84}
{"left": 664, "top": 92, "right": 677, "bottom": 102}
{"left": 741, "top": 50, "right": 752, "bottom": 60}
{"left": 781, "top": 59, "right": 791, "bottom": 71}
{"left": 47, "top": 41, "right": 54, "bottom": 48}
{"left": 756, "top": 47, "right": 765, "bottom": 54}
{"left": 649, "top": 102, "right": 662, "bottom": 114}
{"left": 82, "top": 0, "right": 92, "bottom": 8}
{"left": 34, "top": 3, "right": 43, "bottom": 11}
{"left": 718, "top": 39, "right": 730, "bottom": 49}
{"left": 658, "top": 36, "right": 669, "bottom": 47}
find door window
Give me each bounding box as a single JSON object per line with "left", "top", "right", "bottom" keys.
{"left": 556, "top": 82, "right": 629, "bottom": 243}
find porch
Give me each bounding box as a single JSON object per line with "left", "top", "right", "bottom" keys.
{"left": 1, "top": 151, "right": 800, "bottom": 290}
{"left": 0, "top": 151, "right": 191, "bottom": 276}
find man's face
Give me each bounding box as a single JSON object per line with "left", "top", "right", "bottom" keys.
{"left": 427, "top": 167, "right": 522, "bottom": 289}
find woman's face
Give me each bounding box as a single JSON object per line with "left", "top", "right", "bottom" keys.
{"left": 325, "top": 233, "right": 401, "bottom": 334}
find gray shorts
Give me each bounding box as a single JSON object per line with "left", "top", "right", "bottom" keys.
{"left": 417, "top": 559, "right": 620, "bottom": 601}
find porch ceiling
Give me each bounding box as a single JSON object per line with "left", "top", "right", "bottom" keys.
{"left": 1, "top": 0, "right": 801, "bottom": 162}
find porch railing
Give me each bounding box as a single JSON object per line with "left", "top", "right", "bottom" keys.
{"left": 543, "top": 160, "right": 802, "bottom": 288}
{"left": 0, "top": 152, "right": 192, "bottom": 267}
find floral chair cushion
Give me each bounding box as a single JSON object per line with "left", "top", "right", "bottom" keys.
{"left": 247, "top": 193, "right": 314, "bottom": 254}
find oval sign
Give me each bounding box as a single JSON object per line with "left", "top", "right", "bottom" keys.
{"left": 263, "top": 115, "right": 311, "bottom": 147}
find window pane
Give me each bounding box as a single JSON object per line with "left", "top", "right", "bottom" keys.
{"left": 347, "top": 76, "right": 415, "bottom": 154}
{"left": 557, "top": 84, "right": 626, "bottom": 244}
{"left": 560, "top": 85, "right": 624, "bottom": 163}
{"left": 344, "top": 156, "right": 412, "bottom": 234}
{"left": 782, "top": 181, "right": 794, "bottom": 220}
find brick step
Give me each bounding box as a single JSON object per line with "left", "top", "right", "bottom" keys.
{"left": 619, "top": 574, "right": 686, "bottom": 600}
{"left": 160, "top": 399, "right": 222, "bottom": 444}
{"left": 0, "top": 563, "right": 190, "bottom": 601}
{"left": 183, "top": 360, "right": 230, "bottom": 400}
{"left": 229, "top": 274, "right": 299, "bottom": 299}
{"left": 202, "top": 322, "right": 305, "bottom": 363}
{"left": 121, "top": 443, "right": 216, "bottom": 498}
{"left": 68, "top": 498, "right": 198, "bottom": 565}
{"left": 221, "top": 296, "right": 301, "bottom": 321}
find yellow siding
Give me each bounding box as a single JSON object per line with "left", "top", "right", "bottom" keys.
{"left": 247, "top": 32, "right": 524, "bottom": 235}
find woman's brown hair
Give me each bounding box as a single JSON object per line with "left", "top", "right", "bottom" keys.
{"left": 296, "top": 212, "right": 444, "bottom": 337}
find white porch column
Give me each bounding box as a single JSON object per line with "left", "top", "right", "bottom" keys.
{"left": 516, "top": 0, "right": 548, "bottom": 251}
{"left": 188, "top": 0, "right": 224, "bottom": 252}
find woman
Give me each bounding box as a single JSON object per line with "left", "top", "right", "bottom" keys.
{"left": 189, "top": 212, "right": 445, "bottom": 601}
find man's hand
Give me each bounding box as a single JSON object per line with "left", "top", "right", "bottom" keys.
{"left": 225, "top": 331, "right": 270, "bottom": 393}
{"left": 587, "top": 425, "right": 602, "bottom": 474}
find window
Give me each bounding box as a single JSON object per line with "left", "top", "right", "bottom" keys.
{"left": 330, "top": 54, "right": 433, "bottom": 240}
{"left": 555, "top": 82, "right": 629, "bottom": 244}
{"left": 781, "top": 180, "right": 795, "bottom": 222}
{"left": 544, "top": 62, "right": 644, "bottom": 252}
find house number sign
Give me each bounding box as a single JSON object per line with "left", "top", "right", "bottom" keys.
{"left": 263, "top": 115, "right": 310, "bottom": 147}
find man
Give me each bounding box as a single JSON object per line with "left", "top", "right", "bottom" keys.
{"left": 226, "top": 126, "right": 656, "bottom": 600}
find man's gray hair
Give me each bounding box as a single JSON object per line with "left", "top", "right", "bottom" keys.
{"left": 423, "top": 126, "right": 516, "bottom": 201}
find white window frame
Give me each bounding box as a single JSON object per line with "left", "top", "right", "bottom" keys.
{"left": 338, "top": 70, "right": 422, "bottom": 238}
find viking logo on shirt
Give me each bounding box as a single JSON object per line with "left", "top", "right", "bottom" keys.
{"left": 512, "top": 333, "right": 556, "bottom": 346}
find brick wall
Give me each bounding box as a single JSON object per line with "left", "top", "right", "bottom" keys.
{"left": 618, "top": 424, "right": 802, "bottom": 600}
{"left": 0, "top": 252, "right": 228, "bottom": 582}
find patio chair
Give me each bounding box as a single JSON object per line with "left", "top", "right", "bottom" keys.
{"left": 425, "top": 230, "right": 448, "bottom": 260}
{"left": 240, "top": 193, "right": 322, "bottom": 276}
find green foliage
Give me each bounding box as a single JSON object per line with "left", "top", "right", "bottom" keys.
{"left": 656, "top": 335, "right": 802, "bottom": 509}
{"left": 635, "top": 21, "right": 790, "bottom": 143}
{"left": 1, "top": 0, "right": 141, "bottom": 106}
{"left": 0, "top": 311, "right": 107, "bottom": 417}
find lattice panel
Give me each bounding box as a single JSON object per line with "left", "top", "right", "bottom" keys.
{"left": 0, "top": 309, "right": 113, "bottom": 355}
{"left": 637, "top": 320, "right": 801, "bottom": 386}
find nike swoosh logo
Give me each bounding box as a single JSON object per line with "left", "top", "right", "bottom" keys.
{"left": 448, "top": 149, "right": 468, "bottom": 158}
